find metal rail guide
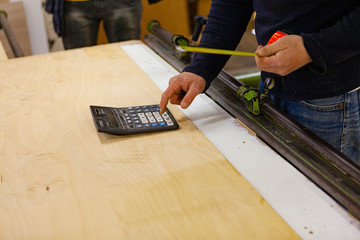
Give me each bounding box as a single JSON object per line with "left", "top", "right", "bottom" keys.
{"left": 0, "top": 9, "right": 24, "bottom": 57}
{"left": 144, "top": 20, "right": 360, "bottom": 221}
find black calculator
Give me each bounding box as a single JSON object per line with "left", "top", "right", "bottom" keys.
{"left": 90, "top": 104, "right": 179, "bottom": 135}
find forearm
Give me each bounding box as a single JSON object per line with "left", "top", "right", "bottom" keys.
{"left": 183, "top": 0, "right": 254, "bottom": 91}
{"left": 301, "top": 5, "right": 360, "bottom": 74}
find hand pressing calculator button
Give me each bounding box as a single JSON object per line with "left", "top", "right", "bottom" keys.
{"left": 90, "top": 104, "right": 179, "bottom": 135}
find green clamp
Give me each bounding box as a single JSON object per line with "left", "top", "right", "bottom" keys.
{"left": 237, "top": 85, "right": 261, "bottom": 115}
{"left": 171, "top": 34, "right": 189, "bottom": 58}
{"left": 171, "top": 35, "right": 189, "bottom": 46}
{"left": 147, "top": 19, "right": 160, "bottom": 34}
{"left": 0, "top": 10, "right": 7, "bottom": 18}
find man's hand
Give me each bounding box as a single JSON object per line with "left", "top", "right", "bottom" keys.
{"left": 159, "top": 72, "right": 206, "bottom": 114}
{"left": 255, "top": 35, "right": 312, "bottom": 76}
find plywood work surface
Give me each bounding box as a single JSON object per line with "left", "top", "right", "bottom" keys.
{"left": 0, "top": 41, "right": 299, "bottom": 239}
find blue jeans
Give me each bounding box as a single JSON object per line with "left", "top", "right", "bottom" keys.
{"left": 260, "top": 81, "right": 360, "bottom": 163}
{"left": 62, "top": 0, "right": 142, "bottom": 49}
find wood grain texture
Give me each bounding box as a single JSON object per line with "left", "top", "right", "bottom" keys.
{"left": 141, "top": 0, "right": 190, "bottom": 39}
{"left": 0, "top": 41, "right": 300, "bottom": 239}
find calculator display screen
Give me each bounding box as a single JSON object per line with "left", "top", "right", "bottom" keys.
{"left": 105, "top": 109, "right": 119, "bottom": 127}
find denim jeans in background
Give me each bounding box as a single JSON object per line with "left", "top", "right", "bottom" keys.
{"left": 259, "top": 79, "right": 360, "bottom": 163}
{"left": 62, "top": 0, "right": 142, "bottom": 49}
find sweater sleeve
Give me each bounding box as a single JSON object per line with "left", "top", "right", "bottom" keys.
{"left": 183, "top": 0, "right": 254, "bottom": 91}
{"left": 301, "top": 5, "right": 360, "bottom": 74}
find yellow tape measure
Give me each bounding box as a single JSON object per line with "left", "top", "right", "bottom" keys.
{"left": 177, "top": 45, "right": 256, "bottom": 57}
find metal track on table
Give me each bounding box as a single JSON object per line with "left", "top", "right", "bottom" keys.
{"left": 144, "top": 21, "right": 360, "bottom": 221}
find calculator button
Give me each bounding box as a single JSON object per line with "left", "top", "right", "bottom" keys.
{"left": 141, "top": 118, "right": 148, "bottom": 124}
{"left": 135, "top": 124, "right": 143, "bottom": 128}
{"left": 99, "top": 120, "right": 104, "bottom": 128}
{"left": 127, "top": 120, "right": 132, "bottom": 124}
{"left": 138, "top": 113, "right": 145, "bottom": 117}
{"left": 144, "top": 123, "right": 151, "bottom": 127}
{"left": 145, "top": 112, "right": 152, "bottom": 116}
{"left": 156, "top": 117, "right": 163, "bottom": 122}
{"left": 152, "top": 123, "right": 159, "bottom": 127}
{"left": 166, "top": 121, "right": 174, "bottom": 126}
{"left": 149, "top": 118, "right": 156, "bottom": 123}
{"left": 159, "top": 122, "right": 166, "bottom": 126}
{"left": 134, "top": 120, "right": 141, "bottom": 124}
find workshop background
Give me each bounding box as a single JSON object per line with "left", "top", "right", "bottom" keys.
{"left": 0, "top": 0, "right": 258, "bottom": 75}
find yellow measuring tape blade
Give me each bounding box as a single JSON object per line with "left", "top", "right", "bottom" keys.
{"left": 178, "top": 46, "right": 256, "bottom": 57}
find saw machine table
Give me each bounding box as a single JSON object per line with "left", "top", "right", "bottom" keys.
{"left": 0, "top": 39, "right": 358, "bottom": 239}
{"left": 144, "top": 20, "right": 360, "bottom": 239}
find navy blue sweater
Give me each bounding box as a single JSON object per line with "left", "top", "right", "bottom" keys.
{"left": 184, "top": 0, "right": 360, "bottom": 100}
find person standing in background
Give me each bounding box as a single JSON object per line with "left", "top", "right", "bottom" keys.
{"left": 45, "top": 0, "right": 161, "bottom": 49}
